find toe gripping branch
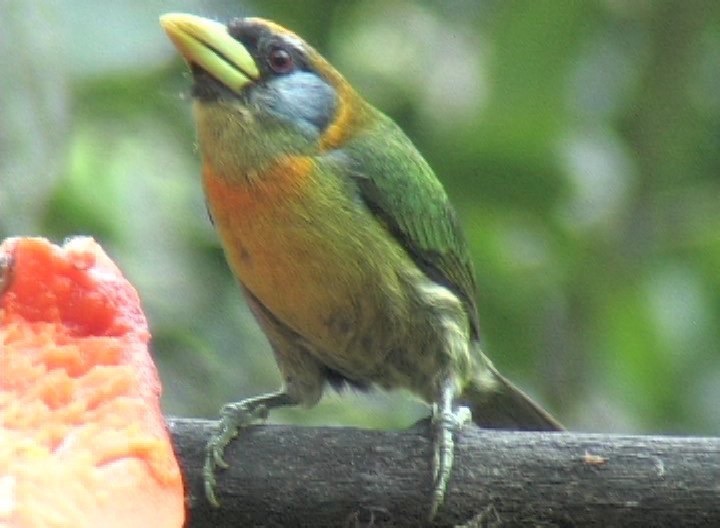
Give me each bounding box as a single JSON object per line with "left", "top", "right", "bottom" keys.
{"left": 200, "top": 380, "right": 469, "bottom": 520}
{"left": 203, "top": 390, "right": 295, "bottom": 506}
{"left": 430, "top": 381, "right": 471, "bottom": 520}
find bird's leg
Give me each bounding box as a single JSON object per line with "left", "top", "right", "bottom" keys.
{"left": 204, "top": 390, "right": 296, "bottom": 506}
{"left": 429, "top": 379, "right": 471, "bottom": 520}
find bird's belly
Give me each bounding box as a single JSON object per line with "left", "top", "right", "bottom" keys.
{"left": 233, "top": 227, "right": 411, "bottom": 376}
{"left": 205, "top": 170, "right": 417, "bottom": 377}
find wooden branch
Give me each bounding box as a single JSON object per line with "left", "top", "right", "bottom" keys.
{"left": 167, "top": 418, "right": 720, "bottom": 527}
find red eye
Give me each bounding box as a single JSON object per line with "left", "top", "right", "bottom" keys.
{"left": 267, "top": 47, "right": 294, "bottom": 74}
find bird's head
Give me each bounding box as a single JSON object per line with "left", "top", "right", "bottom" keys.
{"left": 161, "top": 14, "right": 370, "bottom": 174}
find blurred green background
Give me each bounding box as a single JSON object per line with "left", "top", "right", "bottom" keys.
{"left": 1, "top": 0, "right": 719, "bottom": 435}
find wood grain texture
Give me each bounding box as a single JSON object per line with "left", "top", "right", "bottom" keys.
{"left": 167, "top": 418, "right": 720, "bottom": 527}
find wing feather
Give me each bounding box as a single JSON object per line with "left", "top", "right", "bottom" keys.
{"left": 329, "top": 110, "right": 480, "bottom": 339}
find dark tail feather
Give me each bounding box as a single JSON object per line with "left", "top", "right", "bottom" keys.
{"left": 461, "top": 366, "right": 563, "bottom": 432}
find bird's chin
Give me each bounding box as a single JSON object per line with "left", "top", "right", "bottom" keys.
{"left": 190, "top": 66, "right": 244, "bottom": 102}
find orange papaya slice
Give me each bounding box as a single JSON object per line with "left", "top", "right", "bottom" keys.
{"left": 0, "top": 237, "right": 184, "bottom": 528}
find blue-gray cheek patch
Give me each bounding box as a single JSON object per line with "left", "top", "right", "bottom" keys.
{"left": 254, "top": 71, "right": 337, "bottom": 137}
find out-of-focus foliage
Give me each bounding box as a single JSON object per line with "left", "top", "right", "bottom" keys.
{"left": 1, "top": 0, "right": 719, "bottom": 434}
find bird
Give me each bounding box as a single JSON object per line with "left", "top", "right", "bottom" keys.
{"left": 160, "top": 13, "right": 563, "bottom": 520}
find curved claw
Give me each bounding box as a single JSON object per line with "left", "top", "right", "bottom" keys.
{"left": 204, "top": 466, "right": 220, "bottom": 507}
{"left": 209, "top": 434, "right": 230, "bottom": 469}
{"left": 202, "top": 391, "right": 294, "bottom": 507}
{"left": 203, "top": 403, "right": 259, "bottom": 506}
{"left": 429, "top": 397, "right": 472, "bottom": 520}
{"left": 204, "top": 434, "right": 227, "bottom": 506}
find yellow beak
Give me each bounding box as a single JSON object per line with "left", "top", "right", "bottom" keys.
{"left": 160, "top": 13, "right": 260, "bottom": 94}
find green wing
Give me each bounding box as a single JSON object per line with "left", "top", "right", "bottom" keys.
{"left": 339, "top": 110, "right": 480, "bottom": 339}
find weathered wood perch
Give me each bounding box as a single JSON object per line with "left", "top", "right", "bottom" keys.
{"left": 167, "top": 417, "right": 720, "bottom": 527}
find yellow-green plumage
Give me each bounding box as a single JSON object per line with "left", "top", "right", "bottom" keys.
{"left": 161, "top": 13, "right": 562, "bottom": 520}
{"left": 201, "top": 107, "right": 473, "bottom": 403}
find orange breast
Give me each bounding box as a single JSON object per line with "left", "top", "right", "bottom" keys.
{"left": 201, "top": 156, "right": 402, "bottom": 350}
